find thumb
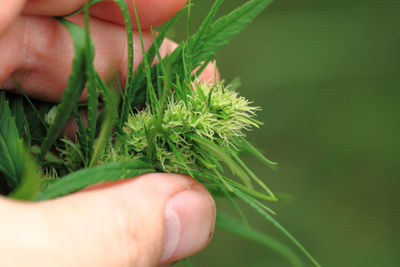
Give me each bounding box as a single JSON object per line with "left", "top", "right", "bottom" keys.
{"left": 0, "top": 173, "right": 216, "bottom": 267}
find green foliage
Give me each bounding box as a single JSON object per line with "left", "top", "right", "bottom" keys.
{"left": 38, "top": 18, "right": 89, "bottom": 160}
{"left": 116, "top": 82, "right": 262, "bottom": 169}
{"left": 35, "top": 161, "right": 155, "bottom": 200}
{"left": 130, "top": 0, "right": 276, "bottom": 107}
{"left": 0, "top": 0, "right": 321, "bottom": 266}
{"left": 0, "top": 92, "right": 41, "bottom": 199}
{"left": 89, "top": 86, "right": 119, "bottom": 167}
{"left": 84, "top": 7, "right": 98, "bottom": 164}
{"left": 0, "top": 92, "right": 28, "bottom": 189}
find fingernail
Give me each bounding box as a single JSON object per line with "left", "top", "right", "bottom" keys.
{"left": 160, "top": 189, "right": 215, "bottom": 263}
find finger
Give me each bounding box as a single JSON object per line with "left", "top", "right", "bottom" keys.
{"left": 23, "top": 0, "right": 187, "bottom": 29}
{"left": 89, "top": 0, "right": 187, "bottom": 28}
{"left": 0, "top": 0, "right": 25, "bottom": 35}
{"left": 0, "top": 14, "right": 177, "bottom": 102}
{"left": 195, "top": 62, "right": 221, "bottom": 84}
{"left": 0, "top": 173, "right": 215, "bottom": 266}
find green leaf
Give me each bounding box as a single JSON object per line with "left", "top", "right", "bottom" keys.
{"left": 160, "top": 0, "right": 274, "bottom": 89}
{"left": 114, "top": 0, "right": 135, "bottom": 129}
{"left": 191, "top": 0, "right": 224, "bottom": 53}
{"left": 84, "top": 6, "right": 99, "bottom": 164}
{"left": 0, "top": 92, "right": 41, "bottom": 198}
{"left": 39, "top": 18, "right": 88, "bottom": 160}
{"left": 195, "top": 0, "right": 274, "bottom": 61}
{"left": 239, "top": 138, "right": 277, "bottom": 168}
{"left": 221, "top": 187, "right": 250, "bottom": 227}
{"left": 191, "top": 135, "right": 253, "bottom": 188}
{"left": 113, "top": 0, "right": 134, "bottom": 92}
{"left": 216, "top": 211, "right": 303, "bottom": 267}
{"left": 89, "top": 83, "right": 119, "bottom": 167}
{"left": 182, "top": 170, "right": 317, "bottom": 265}
{"left": 0, "top": 92, "right": 26, "bottom": 189}
{"left": 233, "top": 187, "right": 321, "bottom": 267}
{"left": 9, "top": 95, "right": 29, "bottom": 144}
{"left": 35, "top": 161, "right": 155, "bottom": 201}
{"left": 230, "top": 149, "right": 276, "bottom": 200}
{"left": 124, "top": 7, "right": 185, "bottom": 111}
{"left": 10, "top": 154, "right": 42, "bottom": 201}
{"left": 132, "top": 1, "right": 159, "bottom": 114}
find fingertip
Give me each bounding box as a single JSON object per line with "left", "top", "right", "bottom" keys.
{"left": 90, "top": 0, "right": 188, "bottom": 28}
{"left": 160, "top": 187, "right": 216, "bottom": 264}
{"left": 76, "top": 173, "right": 215, "bottom": 265}
{"left": 196, "top": 62, "right": 221, "bottom": 84}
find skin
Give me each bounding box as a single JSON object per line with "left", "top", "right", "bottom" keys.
{"left": 0, "top": 1, "right": 218, "bottom": 266}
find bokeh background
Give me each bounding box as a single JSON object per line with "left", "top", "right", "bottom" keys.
{"left": 172, "top": 0, "right": 400, "bottom": 266}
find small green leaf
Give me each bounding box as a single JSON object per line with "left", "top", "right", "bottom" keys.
{"left": 132, "top": 1, "right": 159, "bottom": 114}
{"left": 160, "top": 0, "right": 274, "bottom": 88}
{"left": 0, "top": 92, "right": 26, "bottom": 189}
{"left": 114, "top": 0, "right": 135, "bottom": 129}
{"left": 239, "top": 138, "right": 278, "bottom": 168}
{"left": 10, "top": 154, "right": 42, "bottom": 201}
{"left": 0, "top": 92, "right": 41, "bottom": 199}
{"left": 191, "top": 135, "right": 252, "bottom": 188}
{"left": 89, "top": 84, "right": 119, "bottom": 167}
{"left": 36, "top": 161, "right": 155, "bottom": 201}
{"left": 39, "top": 18, "right": 88, "bottom": 160}
{"left": 124, "top": 7, "right": 185, "bottom": 110}
{"left": 192, "top": 0, "right": 275, "bottom": 66}
{"left": 85, "top": 6, "right": 99, "bottom": 164}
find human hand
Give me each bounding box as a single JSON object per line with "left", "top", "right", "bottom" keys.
{"left": 0, "top": 0, "right": 218, "bottom": 102}
{"left": 0, "top": 174, "right": 215, "bottom": 266}
{"left": 0, "top": 1, "right": 216, "bottom": 266}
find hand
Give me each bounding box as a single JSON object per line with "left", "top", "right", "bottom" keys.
{"left": 0, "top": 1, "right": 216, "bottom": 266}
{"left": 0, "top": 0, "right": 218, "bottom": 102}
{"left": 0, "top": 174, "right": 215, "bottom": 266}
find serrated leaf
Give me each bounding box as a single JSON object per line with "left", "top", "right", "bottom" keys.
{"left": 191, "top": 0, "right": 224, "bottom": 56}
{"left": 0, "top": 92, "right": 41, "bottom": 198}
{"left": 191, "top": 0, "right": 274, "bottom": 66}
{"left": 89, "top": 83, "right": 119, "bottom": 167}
{"left": 39, "top": 18, "right": 88, "bottom": 160}
{"left": 0, "top": 92, "right": 26, "bottom": 189}
{"left": 35, "top": 161, "right": 155, "bottom": 201}
{"left": 124, "top": 7, "right": 185, "bottom": 111}
{"left": 114, "top": 0, "right": 135, "bottom": 129}
{"left": 10, "top": 154, "right": 42, "bottom": 201}
{"left": 84, "top": 6, "right": 99, "bottom": 164}
{"left": 131, "top": 0, "right": 274, "bottom": 107}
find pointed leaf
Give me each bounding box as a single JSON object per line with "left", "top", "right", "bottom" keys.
{"left": 39, "top": 18, "right": 88, "bottom": 159}
{"left": 36, "top": 161, "right": 155, "bottom": 201}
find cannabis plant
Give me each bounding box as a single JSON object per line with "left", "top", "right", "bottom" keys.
{"left": 0, "top": 0, "right": 320, "bottom": 266}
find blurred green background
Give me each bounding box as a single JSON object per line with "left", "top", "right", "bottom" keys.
{"left": 173, "top": 0, "right": 400, "bottom": 266}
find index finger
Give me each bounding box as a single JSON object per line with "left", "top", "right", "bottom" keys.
{"left": 0, "top": 0, "right": 25, "bottom": 35}
{"left": 23, "top": 0, "right": 187, "bottom": 29}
